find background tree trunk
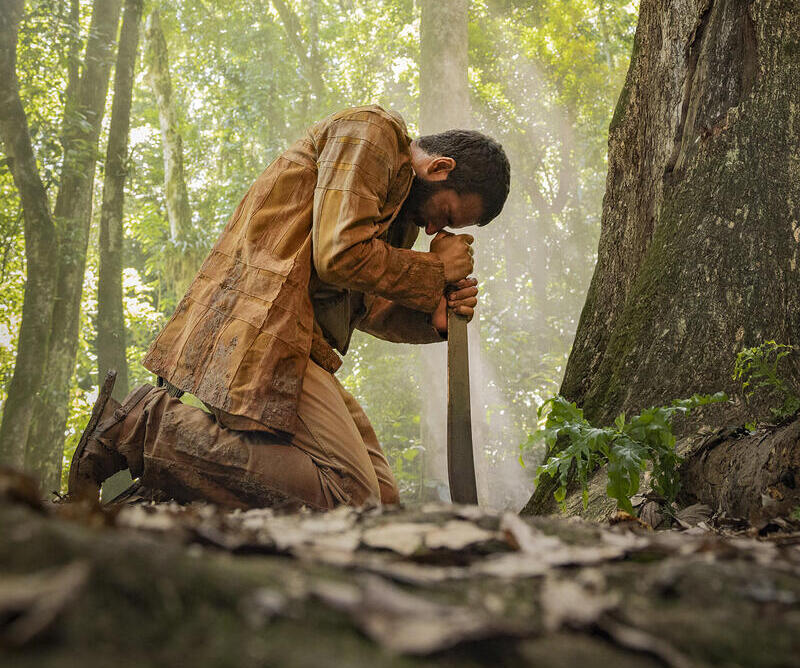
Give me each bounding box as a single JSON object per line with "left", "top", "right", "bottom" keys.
{"left": 525, "top": 0, "right": 800, "bottom": 515}
{"left": 62, "top": 0, "right": 81, "bottom": 126}
{"left": 24, "top": 0, "right": 122, "bottom": 491}
{"left": 98, "top": 0, "right": 144, "bottom": 402}
{"left": 144, "top": 7, "right": 200, "bottom": 303}
{"left": 145, "top": 8, "right": 191, "bottom": 245}
{"left": 419, "top": 0, "right": 471, "bottom": 135}
{"left": 271, "top": 0, "right": 326, "bottom": 112}
{"left": 417, "top": 0, "right": 475, "bottom": 500}
{"left": 0, "top": 1, "right": 60, "bottom": 468}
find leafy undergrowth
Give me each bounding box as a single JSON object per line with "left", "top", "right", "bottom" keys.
{"left": 733, "top": 341, "right": 800, "bottom": 425}
{"left": 524, "top": 393, "right": 728, "bottom": 514}
{"left": 2, "top": 469, "right": 800, "bottom": 667}
{"left": 524, "top": 342, "right": 800, "bottom": 518}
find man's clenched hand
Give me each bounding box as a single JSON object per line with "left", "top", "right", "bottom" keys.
{"left": 432, "top": 277, "right": 479, "bottom": 334}
{"left": 430, "top": 231, "right": 474, "bottom": 284}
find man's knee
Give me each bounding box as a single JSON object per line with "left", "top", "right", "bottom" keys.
{"left": 379, "top": 480, "right": 400, "bottom": 505}
{"left": 331, "top": 475, "right": 398, "bottom": 507}
{"left": 345, "top": 474, "right": 398, "bottom": 506}
{"left": 344, "top": 479, "right": 382, "bottom": 507}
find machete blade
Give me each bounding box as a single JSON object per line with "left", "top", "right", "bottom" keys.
{"left": 446, "top": 311, "right": 478, "bottom": 504}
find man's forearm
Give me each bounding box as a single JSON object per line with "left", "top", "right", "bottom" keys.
{"left": 357, "top": 295, "right": 446, "bottom": 344}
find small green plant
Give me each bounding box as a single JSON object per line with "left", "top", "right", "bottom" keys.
{"left": 524, "top": 392, "right": 728, "bottom": 514}
{"left": 733, "top": 341, "right": 800, "bottom": 421}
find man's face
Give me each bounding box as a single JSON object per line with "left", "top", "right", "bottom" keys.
{"left": 403, "top": 177, "right": 484, "bottom": 236}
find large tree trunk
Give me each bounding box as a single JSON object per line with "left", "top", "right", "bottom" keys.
{"left": 144, "top": 8, "right": 191, "bottom": 245}
{"left": 0, "top": 1, "right": 60, "bottom": 468}
{"left": 524, "top": 0, "right": 800, "bottom": 516}
{"left": 97, "top": 0, "right": 144, "bottom": 402}
{"left": 24, "top": 0, "right": 122, "bottom": 491}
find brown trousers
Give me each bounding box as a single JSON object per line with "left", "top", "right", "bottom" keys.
{"left": 117, "top": 360, "right": 399, "bottom": 509}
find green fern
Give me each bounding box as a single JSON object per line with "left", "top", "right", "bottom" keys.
{"left": 525, "top": 393, "right": 728, "bottom": 514}
{"left": 733, "top": 341, "right": 800, "bottom": 421}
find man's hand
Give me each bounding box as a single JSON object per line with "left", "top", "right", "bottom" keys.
{"left": 432, "top": 277, "right": 479, "bottom": 334}
{"left": 430, "top": 231, "right": 474, "bottom": 284}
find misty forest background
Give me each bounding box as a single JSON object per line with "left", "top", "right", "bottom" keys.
{"left": 0, "top": 0, "right": 638, "bottom": 510}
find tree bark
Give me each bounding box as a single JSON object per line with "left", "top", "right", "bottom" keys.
{"left": 0, "top": 1, "right": 60, "bottom": 468}
{"left": 145, "top": 8, "right": 191, "bottom": 244}
{"left": 24, "top": 0, "right": 122, "bottom": 491}
{"left": 62, "top": 0, "right": 82, "bottom": 139}
{"left": 98, "top": 0, "right": 144, "bottom": 402}
{"left": 419, "top": 0, "right": 471, "bottom": 134}
{"left": 525, "top": 0, "right": 800, "bottom": 515}
{"left": 562, "top": 0, "right": 798, "bottom": 425}
{"left": 679, "top": 420, "right": 800, "bottom": 522}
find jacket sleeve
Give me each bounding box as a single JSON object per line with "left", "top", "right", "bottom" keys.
{"left": 357, "top": 294, "right": 446, "bottom": 344}
{"left": 312, "top": 111, "right": 445, "bottom": 313}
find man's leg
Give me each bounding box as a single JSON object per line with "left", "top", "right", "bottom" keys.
{"left": 116, "top": 387, "right": 341, "bottom": 509}
{"left": 71, "top": 362, "right": 397, "bottom": 508}
{"left": 287, "top": 360, "right": 387, "bottom": 506}
{"left": 213, "top": 360, "right": 398, "bottom": 506}
{"left": 332, "top": 376, "right": 400, "bottom": 505}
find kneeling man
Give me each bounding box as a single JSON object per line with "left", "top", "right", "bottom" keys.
{"left": 69, "top": 105, "right": 510, "bottom": 509}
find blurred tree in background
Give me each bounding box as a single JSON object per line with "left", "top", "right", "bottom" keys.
{"left": 0, "top": 0, "right": 636, "bottom": 507}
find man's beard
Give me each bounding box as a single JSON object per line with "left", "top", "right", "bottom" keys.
{"left": 400, "top": 177, "right": 446, "bottom": 228}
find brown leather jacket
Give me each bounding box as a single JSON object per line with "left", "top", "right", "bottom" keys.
{"left": 143, "top": 106, "right": 446, "bottom": 433}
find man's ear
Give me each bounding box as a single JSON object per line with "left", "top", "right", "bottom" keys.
{"left": 426, "top": 156, "right": 456, "bottom": 181}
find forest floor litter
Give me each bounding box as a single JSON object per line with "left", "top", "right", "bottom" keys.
{"left": 1, "top": 468, "right": 800, "bottom": 667}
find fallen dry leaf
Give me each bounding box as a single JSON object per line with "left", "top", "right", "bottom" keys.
{"left": 500, "top": 513, "right": 641, "bottom": 567}
{"left": 539, "top": 572, "right": 618, "bottom": 632}
{"left": 313, "top": 575, "right": 527, "bottom": 654}
{"left": 675, "top": 503, "right": 713, "bottom": 529}
{"left": 609, "top": 510, "right": 649, "bottom": 527}
{"left": 639, "top": 501, "right": 664, "bottom": 529}
{"left": 474, "top": 553, "right": 549, "bottom": 579}
{"left": 500, "top": 513, "right": 563, "bottom": 554}
{"left": 116, "top": 504, "right": 182, "bottom": 532}
{"left": 354, "top": 557, "right": 468, "bottom": 585}
{"left": 423, "top": 520, "right": 499, "bottom": 551}
{"left": 360, "top": 522, "right": 436, "bottom": 556}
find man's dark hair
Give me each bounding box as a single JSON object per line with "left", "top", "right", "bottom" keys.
{"left": 416, "top": 129, "right": 510, "bottom": 226}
